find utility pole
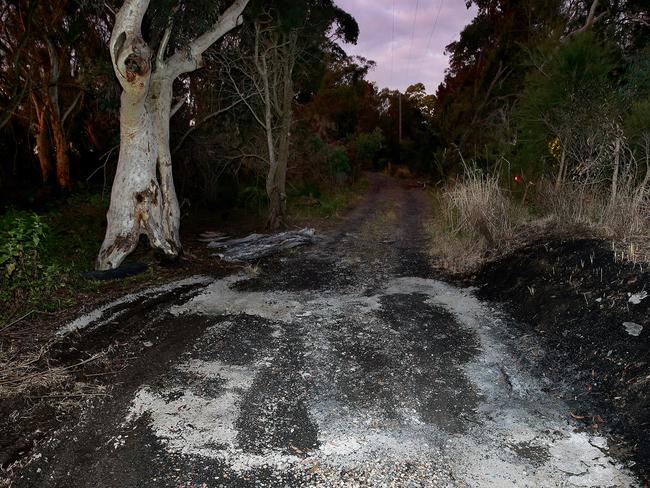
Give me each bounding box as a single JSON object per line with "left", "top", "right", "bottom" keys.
{"left": 398, "top": 92, "right": 402, "bottom": 143}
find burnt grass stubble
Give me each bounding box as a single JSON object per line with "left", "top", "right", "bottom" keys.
{"left": 476, "top": 238, "right": 650, "bottom": 483}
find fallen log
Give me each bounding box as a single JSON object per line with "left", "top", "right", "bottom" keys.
{"left": 205, "top": 228, "right": 316, "bottom": 262}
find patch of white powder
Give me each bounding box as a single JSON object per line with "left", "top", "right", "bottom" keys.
{"left": 119, "top": 274, "right": 637, "bottom": 486}
{"left": 57, "top": 275, "right": 213, "bottom": 336}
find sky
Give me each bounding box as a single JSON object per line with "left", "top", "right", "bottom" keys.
{"left": 335, "top": 0, "right": 478, "bottom": 94}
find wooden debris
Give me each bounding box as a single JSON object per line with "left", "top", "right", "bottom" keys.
{"left": 206, "top": 228, "right": 316, "bottom": 262}
{"left": 197, "top": 231, "right": 230, "bottom": 243}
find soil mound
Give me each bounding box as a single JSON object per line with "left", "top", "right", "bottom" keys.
{"left": 477, "top": 238, "right": 650, "bottom": 482}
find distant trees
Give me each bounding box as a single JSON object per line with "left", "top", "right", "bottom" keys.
{"left": 432, "top": 0, "right": 650, "bottom": 182}
{"left": 0, "top": 1, "right": 105, "bottom": 189}
{"left": 219, "top": 0, "right": 358, "bottom": 229}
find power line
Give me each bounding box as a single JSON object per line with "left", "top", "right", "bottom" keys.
{"left": 406, "top": 0, "right": 421, "bottom": 82}
{"left": 389, "top": 0, "right": 396, "bottom": 87}
{"left": 425, "top": 0, "right": 444, "bottom": 54}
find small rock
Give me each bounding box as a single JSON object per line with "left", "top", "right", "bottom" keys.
{"left": 623, "top": 322, "right": 643, "bottom": 336}
{"left": 628, "top": 291, "right": 648, "bottom": 305}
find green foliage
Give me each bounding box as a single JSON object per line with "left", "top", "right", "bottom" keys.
{"left": 238, "top": 185, "right": 268, "bottom": 212}
{"left": 288, "top": 179, "right": 369, "bottom": 219}
{"left": 623, "top": 47, "right": 650, "bottom": 145}
{"left": 351, "top": 128, "right": 384, "bottom": 166}
{"left": 515, "top": 32, "right": 617, "bottom": 173}
{"left": 328, "top": 146, "right": 351, "bottom": 174}
{"left": 0, "top": 211, "right": 64, "bottom": 306}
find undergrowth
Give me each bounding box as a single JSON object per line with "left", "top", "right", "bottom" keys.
{"left": 430, "top": 166, "right": 650, "bottom": 275}
{"left": 0, "top": 193, "right": 109, "bottom": 322}
{"left": 288, "top": 178, "right": 369, "bottom": 219}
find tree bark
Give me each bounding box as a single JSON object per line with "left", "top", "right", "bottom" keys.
{"left": 50, "top": 112, "right": 71, "bottom": 190}
{"left": 97, "top": 0, "right": 249, "bottom": 270}
{"left": 270, "top": 43, "right": 294, "bottom": 229}
{"left": 33, "top": 100, "right": 52, "bottom": 184}
{"left": 46, "top": 37, "right": 72, "bottom": 190}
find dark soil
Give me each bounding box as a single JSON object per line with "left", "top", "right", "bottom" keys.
{"left": 0, "top": 183, "right": 367, "bottom": 484}
{"left": 477, "top": 238, "right": 650, "bottom": 483}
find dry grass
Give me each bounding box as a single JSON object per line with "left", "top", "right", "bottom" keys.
{"left": 536, "top": 180, "right": 650, "bottom": 240}
{"left": 429, "top": 169, "right": 650, "bottom": 275}
{"left": 0, "top": 339, "right": 106, "bottom": 397}
{"left": 429, "top": 168, "right": 529, "bottom": 274}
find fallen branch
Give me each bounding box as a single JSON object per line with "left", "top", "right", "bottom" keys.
{"left": 205, "top": 228, "right": 315, "bottom": 262}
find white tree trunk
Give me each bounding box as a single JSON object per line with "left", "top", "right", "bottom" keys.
{"left": 96, "top": 0, "right": 249, "bottom": 270}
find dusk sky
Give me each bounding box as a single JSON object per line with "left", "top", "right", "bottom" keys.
{"left": 335, "top": 0, "right": 478, "bottom": 94}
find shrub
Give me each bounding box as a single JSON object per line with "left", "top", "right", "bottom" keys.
{"left": 534, "top": 180, "right": 650, "bottom": 239}
{"left": 430, "top": 166, "right": 530, "bottom": 274}
{"left": 327, "top": 146, "right": 351, "bottom": 175}
{"left": 0, "top": 211, "right": 65, "bottom": 310}
{"left": 351, "top": 128, "right": 384, "bottom": 167}
{"left": 443, "top": 167, "right": 527, "bottom": 248}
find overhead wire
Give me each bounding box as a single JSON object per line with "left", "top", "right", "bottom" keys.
{"left": 389, "top": 0, "right": 396, "bottom": 87}
{"left": 425, "top": 0, "right": 444, "bottom": 53}
{"left": 405, "top": 0, "right": 421, "bottom": 82}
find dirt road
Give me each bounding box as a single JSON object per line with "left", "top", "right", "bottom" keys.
{"left": 10, "top": 176, "right": 640, "bottom": 487}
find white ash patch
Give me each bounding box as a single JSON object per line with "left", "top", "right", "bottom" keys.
{"left": 57, "top": 275, "right": 213, "bottom": 336}
{"left": 381, "top": 276, "right": 637, "bottom": 488}
{"left": 120, "top": 274, "right": 638, "bottom": 485}
{"left": 168, "top": 272, "right": 382, "bottom": 324}
{"left": 124, "top": 357, "right": 294, "bottom": 468}
{"left": 628, "top": 291, "right": 648, "bottom": 304}
{"left": 623, "top": 321, "right": 643, "bottom": 336}
{"left": 169, "top": 274, "right": 301, "bottom": 322}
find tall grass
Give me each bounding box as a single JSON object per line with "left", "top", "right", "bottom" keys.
{"left": 430, "top": 165, "right": 650, "bottom": 275}
{"left": 536, "top": 180, "right": 649, "bottom": 239}
{"left": 430, "top": 167, "right": 529, "bottom": 273}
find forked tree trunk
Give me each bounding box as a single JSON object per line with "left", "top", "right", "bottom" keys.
{"left": 96, "top": 0, "right": 249, "bottom": 270}
{"left": 269, "top": 67, "right": 293, "bottom": 230}
{"left": 261, "top": 31, "right": 295, "bottom": 231}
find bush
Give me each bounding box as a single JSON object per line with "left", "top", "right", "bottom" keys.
{"left": 327, "top": 147, "right": 351, "bottom": 175}
{"left": 351, "top": 127, "right": 384, "bottom": 167}
{"left": 430, "top": 166, "right": 530, "bottom": 274}
{"left": 443, "top": 168, "right": 527, "bottom": 248}
{"left": 0, "top": 211, "right": 64, "bottom": 309}
{"left": 534, "top": 180, "right": 650, "bottom": 239}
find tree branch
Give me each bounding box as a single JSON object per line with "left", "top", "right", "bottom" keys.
{"left": 167, "top": 0, "right": 250, "bottom": 76}
{"left": 170, "top": 95, "right": 186, "bottom": 118}
{"left": 61, "top": 90, "right": 83, "bottom": 125}
{"left": 172, "top": 96, "right": 248, "bottom": 154}
{"left": 561, "top": 0, "right": 605, "bottom": 43}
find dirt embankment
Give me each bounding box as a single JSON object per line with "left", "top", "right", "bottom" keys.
{"left": 476, "top": 238, "right": 650, "bottom": 482}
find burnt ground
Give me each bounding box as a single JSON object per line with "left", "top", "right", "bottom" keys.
{"left": 477, "top": 239, "right": 650, "bottom": 483}
{"left": 0, "top": 174, "right": 645, "bottom": 487}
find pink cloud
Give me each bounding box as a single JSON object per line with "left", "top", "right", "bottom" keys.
{"left": 335, "top": 0, "right": 477, "bottom": 93}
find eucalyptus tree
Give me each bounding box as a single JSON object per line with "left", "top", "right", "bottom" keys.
{"left": 0, "top": 0, "right": 95, "bottom": 189}
{"left": 95, "top": 0, "right": 250, "bottom": 270}
{"left": 219, "top": 0, "right": 358, "bottom": 230}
